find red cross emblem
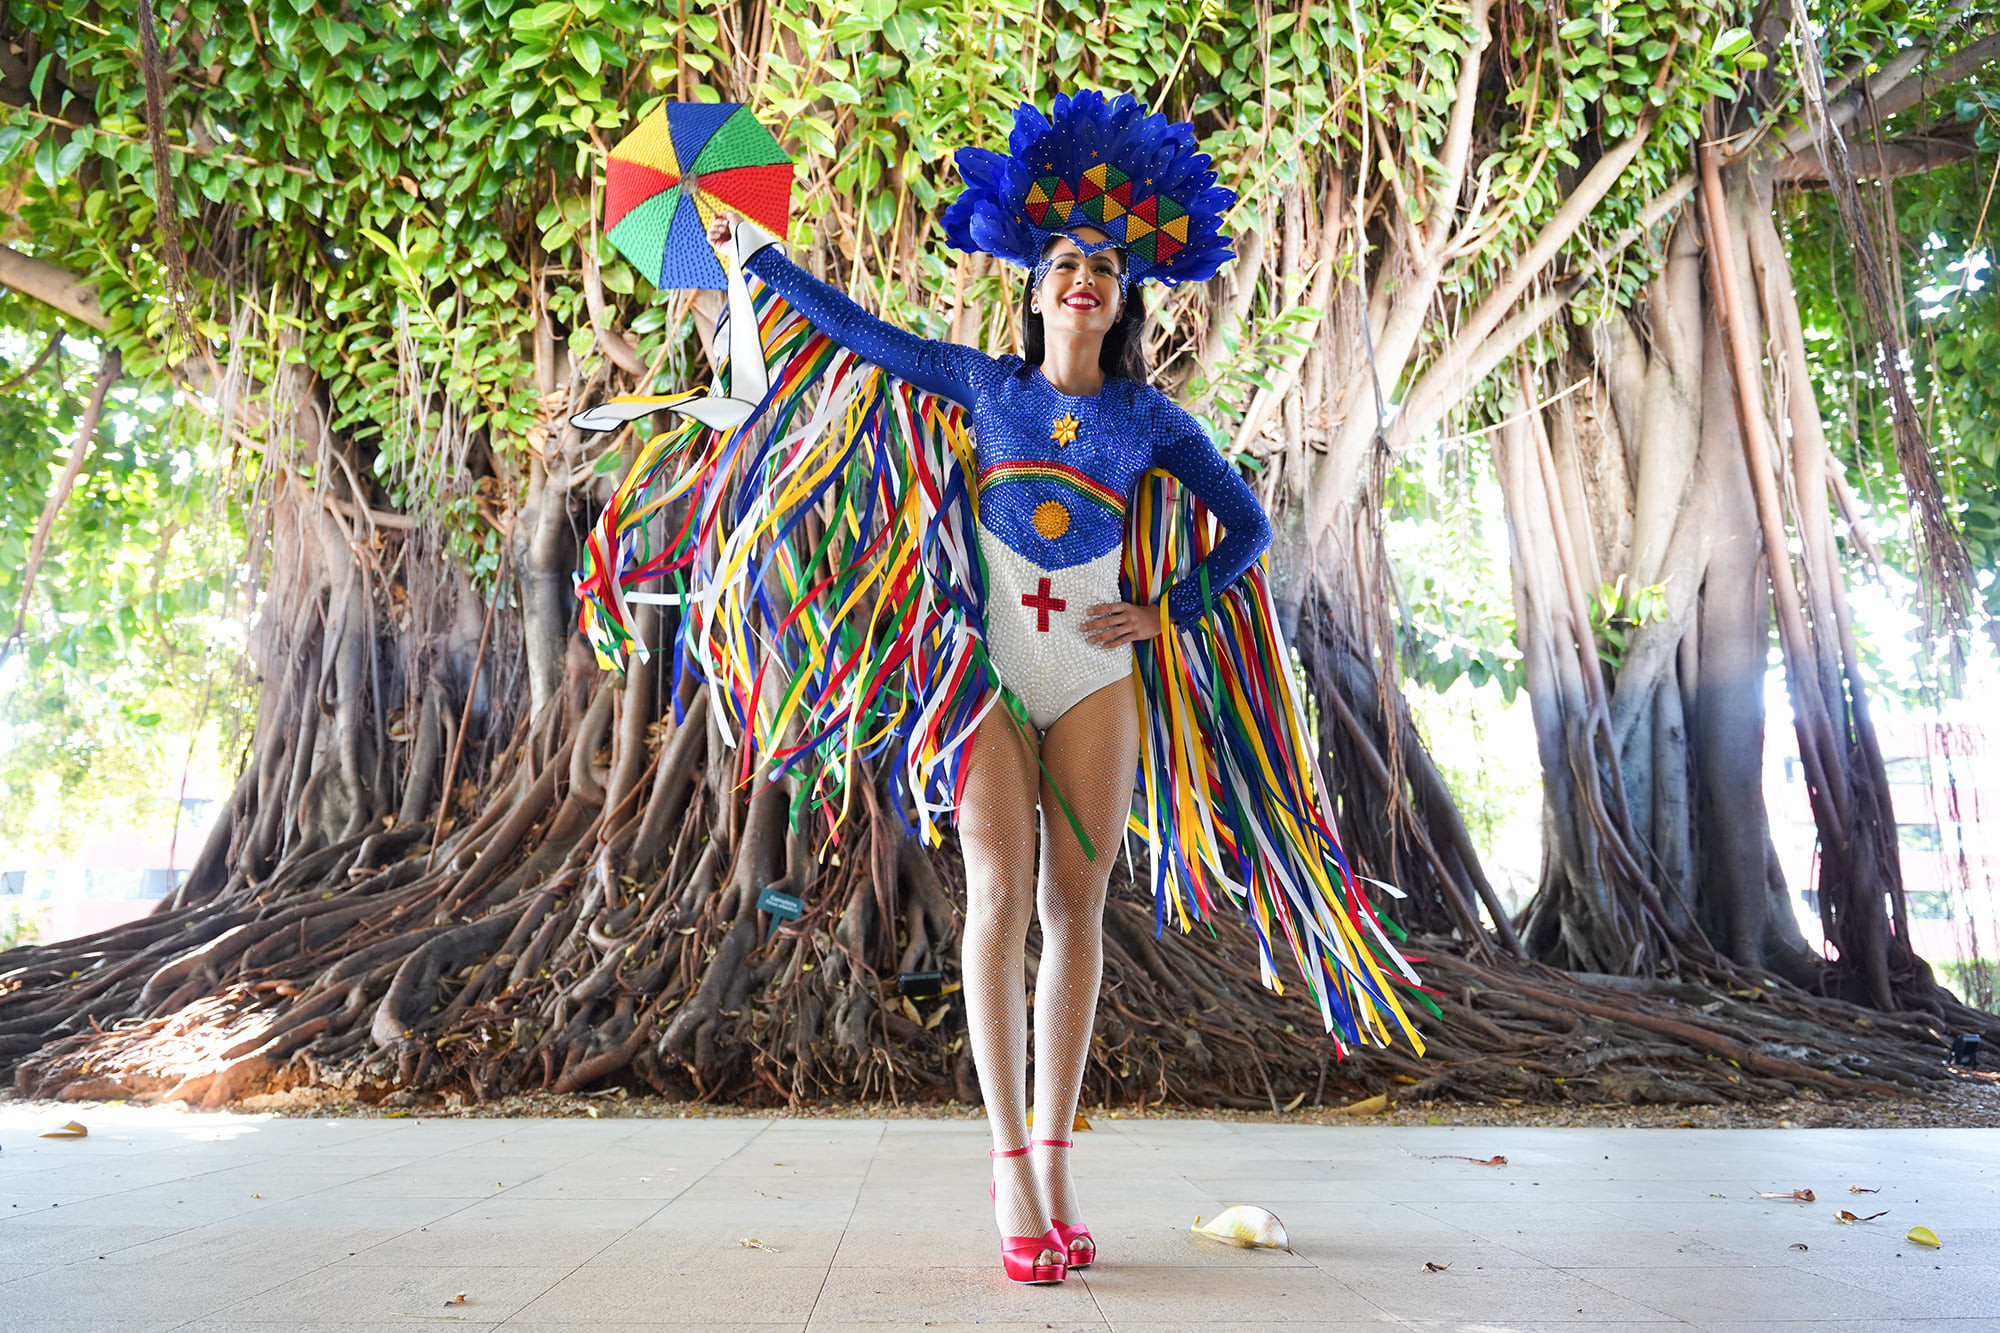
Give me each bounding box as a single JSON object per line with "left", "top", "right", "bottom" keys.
{"left": 1021, "top": 577, "right": 1066, "bottom": 632}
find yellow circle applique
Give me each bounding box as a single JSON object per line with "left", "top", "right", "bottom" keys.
{"left": 1032, "top": 500, "right": 1071, "bottom": 540}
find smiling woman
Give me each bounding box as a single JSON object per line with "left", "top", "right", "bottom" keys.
{"left": 682, "top": 87, "right": 1422, "bottom": 1286}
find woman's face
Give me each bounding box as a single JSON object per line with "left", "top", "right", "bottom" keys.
{"left": 1034, "top": 229, "right": 1124, "bottom": 339}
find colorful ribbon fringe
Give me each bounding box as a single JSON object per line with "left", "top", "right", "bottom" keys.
{"left": 1123, "top": 475, "right": 1429, "bottom": 1055}
{"left": 574, "top": 279, "right": 1427, "bottom": 1054}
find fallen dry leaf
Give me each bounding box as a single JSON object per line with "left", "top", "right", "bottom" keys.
{"left": 1341, "top": 1093, "right": 1388, "bottom": 1115}
{"left": 1906, "top": 1226, "right": 1942, "bottom": 1248}
{"left": 1849, "top": 1185, "right": 1880, "bottom": 1194}
{"left": 445, "top": 1292, "right": 468, "bottom": 1305}
{"left": 1424, "top": 1261, "right": 1452, "bottom": 1272}
{"left": 1405, "top": 1151, "right": 1507, "bottom": 1166}
{"left": 1836, "top": 1210, "right": 1889, "bottom": 1224}
{"left": 1789, "top": 1243, "right": 1809, "bottom": 1251}
{"left": 40, "top": 1121, "right": 87, "bottom": 1139}
{"left": 1757, "top": 1189, "right": 1815, "bottom": 1203}
{"left": 737, "top": 1237, "right": 779, "bottom": 1252}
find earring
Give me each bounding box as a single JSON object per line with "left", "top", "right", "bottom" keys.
{"left": 1031, "top": 299, "right": 1040, "bottom": 313}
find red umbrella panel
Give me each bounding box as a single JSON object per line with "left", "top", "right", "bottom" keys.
{"left": 604, "top": 102, "right": 795, "bottom": 291}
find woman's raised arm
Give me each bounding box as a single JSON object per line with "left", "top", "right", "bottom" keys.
{"left": 710, "top": 213, "right": 998, "bottom": 408}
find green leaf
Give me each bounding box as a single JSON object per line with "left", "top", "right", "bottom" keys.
{"left": 572, "top": 31, "right": 603, "bottom": 76}
{"left": 313, "top": 16, "right": 351, "bottom": 55}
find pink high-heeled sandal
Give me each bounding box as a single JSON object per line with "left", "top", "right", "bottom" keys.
{"left": 990, "top": 1146, "right": 1067, "bottom": 1285}
{"left": 1034, "top": 1138, "right": 1094, "bottom": 1268}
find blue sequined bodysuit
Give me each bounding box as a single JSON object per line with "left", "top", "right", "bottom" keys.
{"left": 746, "top": 243, "right": 1271, "bottom": 729}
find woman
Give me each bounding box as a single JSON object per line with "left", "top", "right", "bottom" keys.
{"left": 705, "top": 91, "right": 1270, "bottom": 1284}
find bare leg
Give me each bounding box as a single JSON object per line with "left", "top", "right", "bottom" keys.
{"left": 957, "top": 707, "right": 1056, "bottom": 1254}
{"left": 1030, "top": 675, "right": 1140, "bottom": 1251}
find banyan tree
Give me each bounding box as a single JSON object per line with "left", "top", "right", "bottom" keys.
{"left": 0, "top": 0, "right": 1992, "bottom": 1111}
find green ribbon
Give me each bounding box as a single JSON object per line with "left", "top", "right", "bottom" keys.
{"left": 997, "top": 686, "right": 1097, "bottom": 863}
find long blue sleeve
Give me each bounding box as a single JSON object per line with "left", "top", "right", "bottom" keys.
{"left": 1149, "top": 403, "right": 1272, "bottom": 629}
{"left": 746, "top": 248, "right": 997, "bottom": 408}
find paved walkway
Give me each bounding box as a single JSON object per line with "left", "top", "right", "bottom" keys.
{"left": 1, "top": 1104, "right": 1994, "bottom": 1331}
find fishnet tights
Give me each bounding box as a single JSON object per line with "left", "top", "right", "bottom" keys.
{"left": 959, "top": 675, "right": 1138, "bottom": 1250}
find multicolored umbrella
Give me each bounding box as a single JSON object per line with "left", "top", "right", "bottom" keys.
{"left": 604, "top": 102, "right": 794, "bottom": 291}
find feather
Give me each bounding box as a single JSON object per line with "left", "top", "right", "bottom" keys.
{"left": 942, "top": 89, "right": 1237, "bottom": 287}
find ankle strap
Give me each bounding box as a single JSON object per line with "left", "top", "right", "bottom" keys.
{"left": 1034, "top": 1138, "right": 1074, "bottom": 1148}
{"left": 990, "top": 1145, "right": 1031, "bottom": 1158}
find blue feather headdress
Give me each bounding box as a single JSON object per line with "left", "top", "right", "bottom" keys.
{"left": 942, "top": 90, "right": 1236, "bottom": 289}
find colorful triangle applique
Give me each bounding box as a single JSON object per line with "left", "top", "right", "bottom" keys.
{"left": 611, "top": 109, "right": 681, "bottom": 176}
{"left": 689, "top": 105, "right": 793, "bottom": 173}
{"left": 605, "top": 159, "right": 678, "bottom": 234}
{"left": 1161, "top": 214, "right": 1189, "bottom": 244}
{"left": 664, "top": 101, "right": 740, "bottom": 179}
{"left": 608, "top": 185, "right": 680, "bottom": 291}
{"left": 697, "top": 162, "right": 794, "bottom": 236}
{"left": 655, "top": 189, "right": 727, "bottom": 289}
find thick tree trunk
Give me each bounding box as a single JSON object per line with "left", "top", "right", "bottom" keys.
{"left": 1507, "top": 181, "right": 1824, "bottom": 987}
{"left": 1503, "top": 148, "right": 1993, "bottom": 1035}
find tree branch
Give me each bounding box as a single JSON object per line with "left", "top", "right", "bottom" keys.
{"left": 1424, "top": 0, "right": 1496, "bottom": 264}
{"left": 1392, "top": 171, "right": 1696, "bottom": 449}
{"left": 7, "top": 350, "right": 121, "bottom": 654}
{"left": 1776, "top": 129, "right": 1979, "bottom": 184}
{"left": 0, "top": 245, "right": 112, "bottom": 330}
{"left": 1785, "top": 31, "right": 2000, "bottom": 156}
{"left": 581, "top": 240, "right": 648, "bottom": 378}
{"left": 1440, "top": 113, "right": 1661, "bottom": 386}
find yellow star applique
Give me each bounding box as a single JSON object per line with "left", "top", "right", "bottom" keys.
{"left": 1050, "top": 412, "right": 1080, "bottom": 447}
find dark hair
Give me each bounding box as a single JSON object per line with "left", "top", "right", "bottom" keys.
{"left": 1020, "top": 237, "right": 1149, "bottom": 382}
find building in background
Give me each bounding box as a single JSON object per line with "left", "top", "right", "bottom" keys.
{"left": 0, "top": 797, "right": 214, "bottom": 945}
{"left": 1766, "top": 718, "right": 2000, "bottom": 1007}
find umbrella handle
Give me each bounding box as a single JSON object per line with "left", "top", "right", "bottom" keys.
{"left": 719, "top": 229, "right": 770, "bottom": 407}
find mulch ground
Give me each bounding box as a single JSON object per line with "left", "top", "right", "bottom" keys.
{"left": 15, "top": 1068, "right": 1993, "bottom": 1129}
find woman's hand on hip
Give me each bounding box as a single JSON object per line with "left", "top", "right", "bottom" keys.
{"left": 1083, "top": 601, "right": 1164, "bottom": 649}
